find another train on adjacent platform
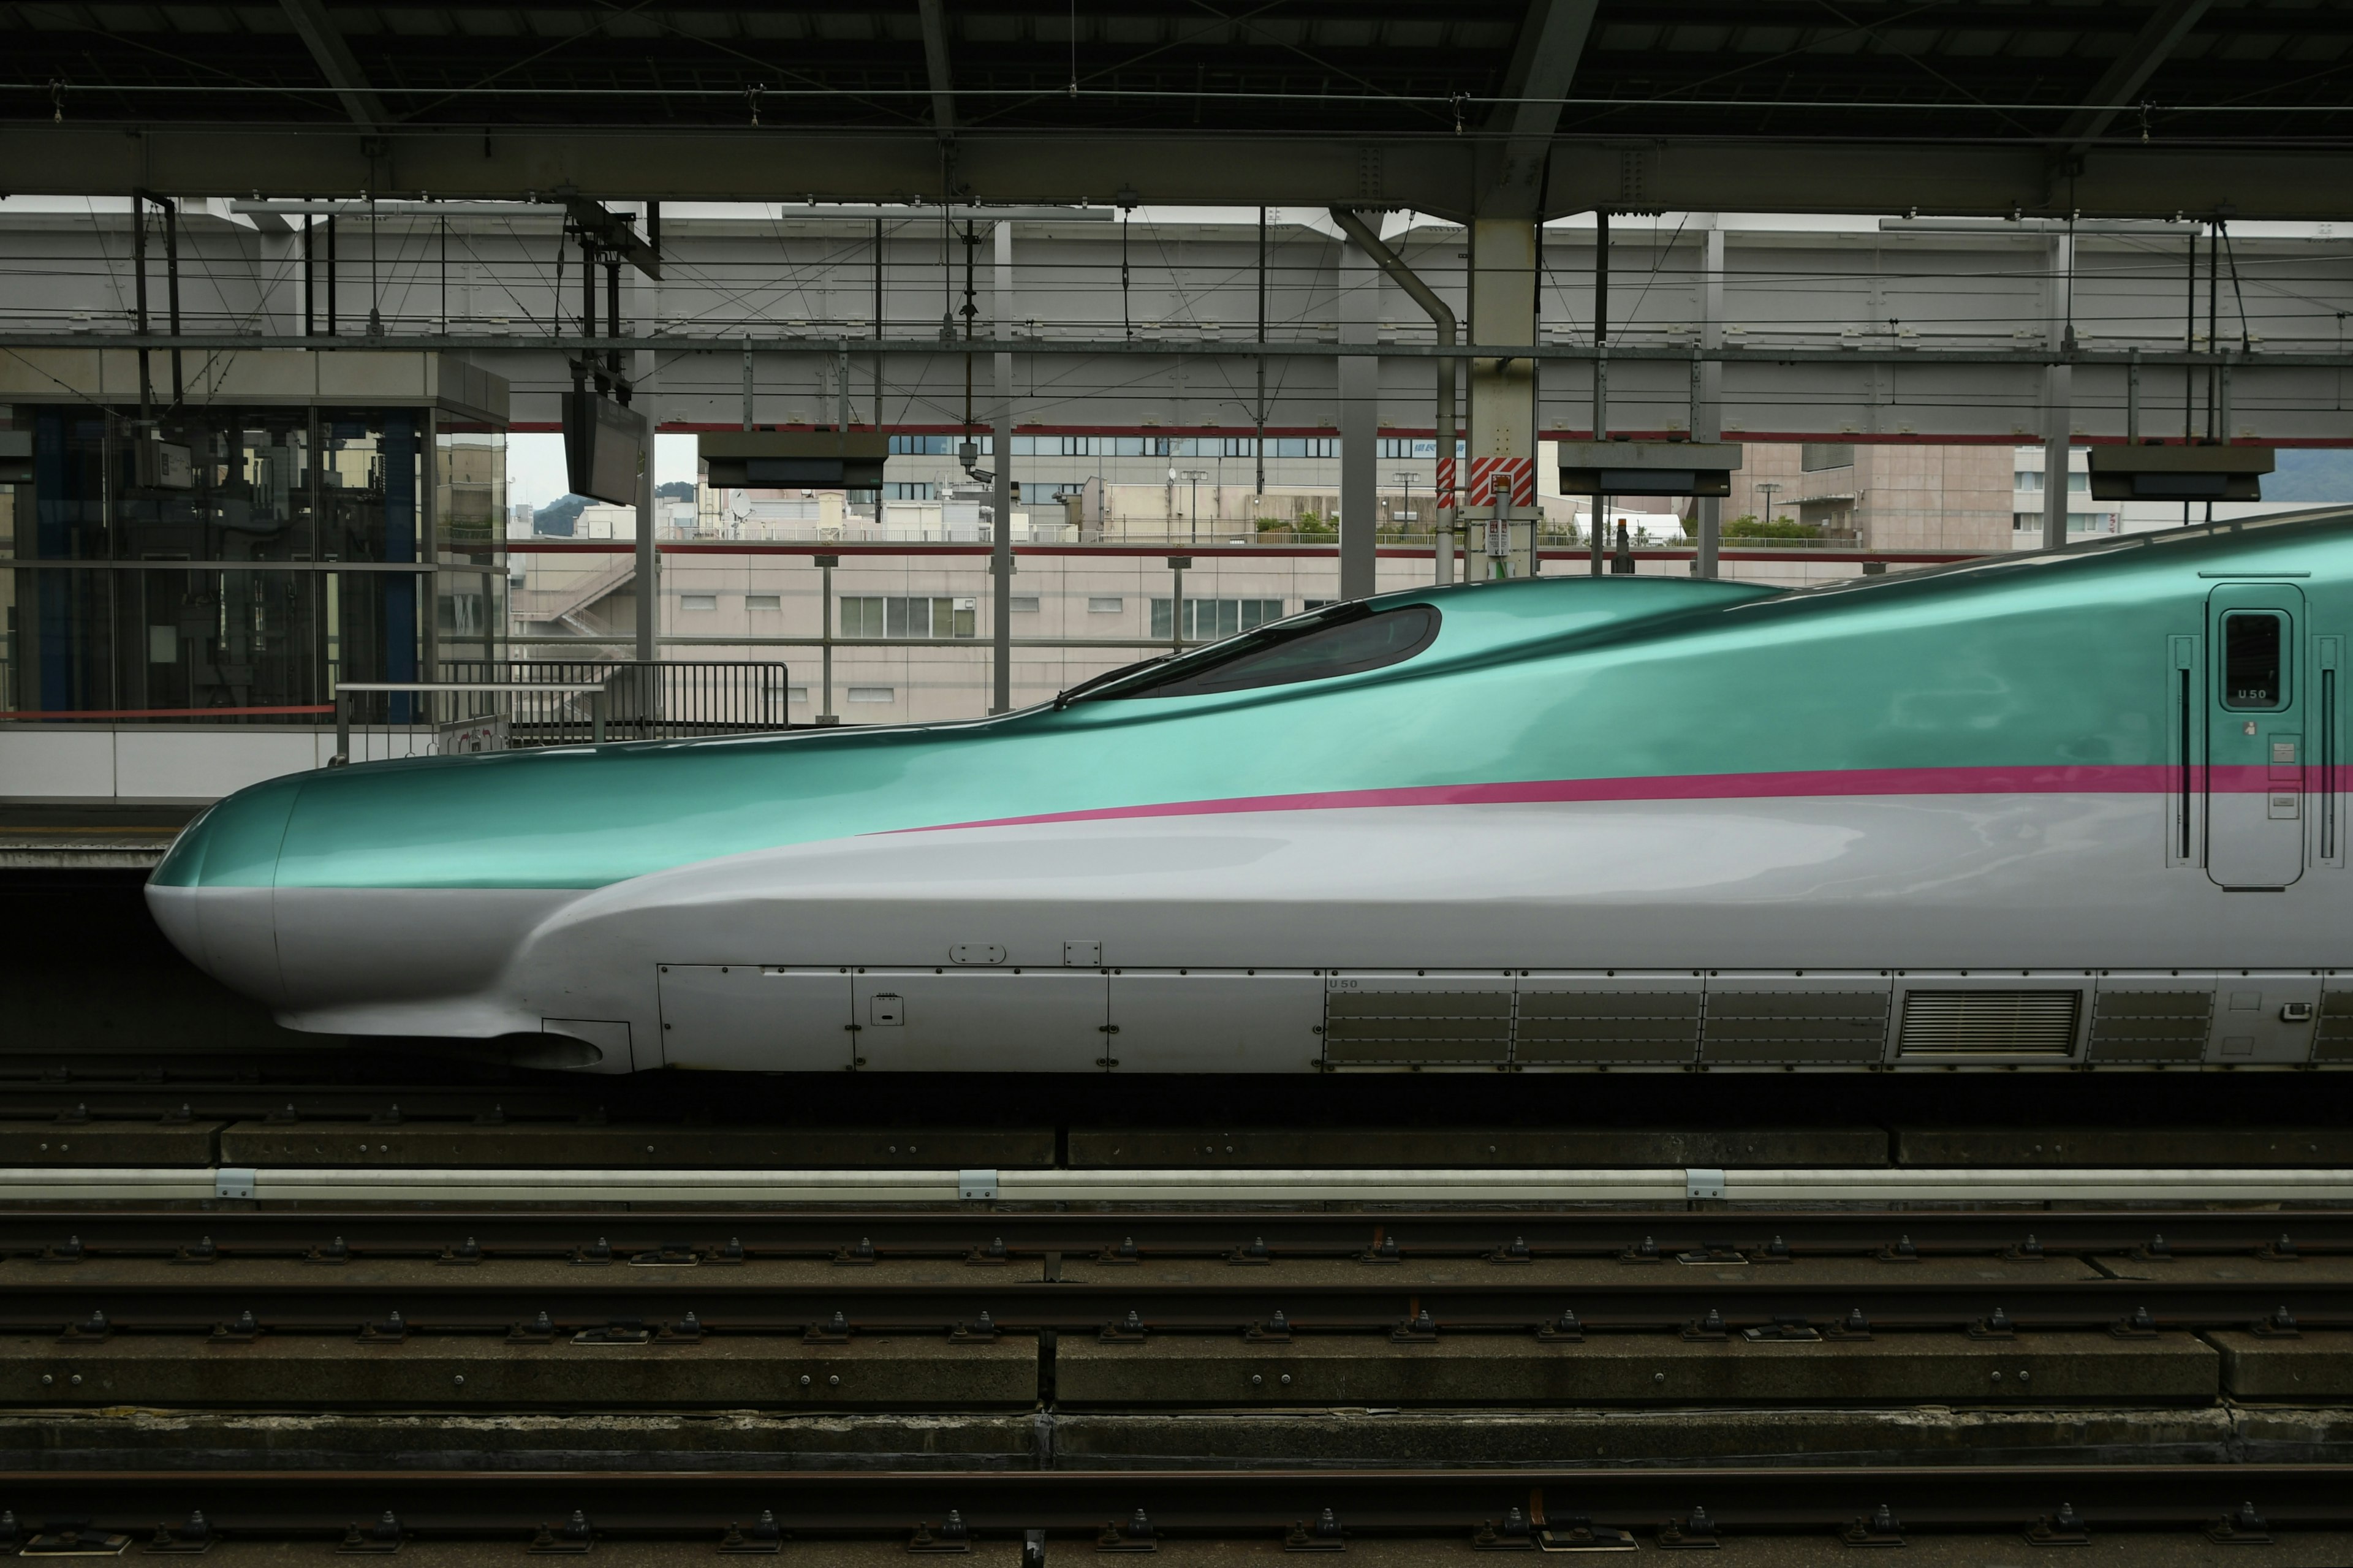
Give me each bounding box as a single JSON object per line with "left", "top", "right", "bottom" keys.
{"left": 151, "top": 512, "right": 2353, "bottom": 1075}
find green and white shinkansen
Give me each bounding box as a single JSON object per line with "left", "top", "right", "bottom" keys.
{"left": 151, "top": 512, "right": 2353, "bottom": 1075}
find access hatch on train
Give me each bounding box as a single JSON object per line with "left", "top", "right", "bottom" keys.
{"left": 2202, "top": 581, "right": 2340, "bottom": 889}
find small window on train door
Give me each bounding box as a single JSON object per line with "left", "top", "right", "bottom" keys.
{"left": 2221, "top": 612, "right": 2287, "bottom": 711}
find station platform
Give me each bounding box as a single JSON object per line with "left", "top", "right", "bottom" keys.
{"left": 0, "top": 806, "right": 192, "bottom": 871}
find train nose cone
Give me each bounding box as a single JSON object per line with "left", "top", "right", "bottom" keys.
{"left": 145, "top": 774, "right": 305, "bottom": 1009}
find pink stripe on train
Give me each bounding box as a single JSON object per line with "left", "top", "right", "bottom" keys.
{"left": 900, "top": 762, "right": 2335, "bottom": 835}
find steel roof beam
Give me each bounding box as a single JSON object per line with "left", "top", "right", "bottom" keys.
{"left": 917, "top": 0, "right": 957, "bottom": 144}
{"left": 11, "top": 127, "right": 2353, "bottom": 221}
{"left": 2053, "top": 0, "right": 2215, "bottom": 154}
{"left": 1480, "top": 0, "right": 1602, "bottom": 218}
{"left": 278, "top": 0, "right": 391, "bottom": 131}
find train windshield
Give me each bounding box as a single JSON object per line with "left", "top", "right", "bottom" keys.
{"left": 1067, "top": 603, "right": 1440, "bottom": 702}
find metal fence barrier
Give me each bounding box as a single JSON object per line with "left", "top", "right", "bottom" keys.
{"left": 439, "top": 660, "right": 793, "bottom": 745}
{"left": 330, "top": 661, "right": 790, "bottom": 763}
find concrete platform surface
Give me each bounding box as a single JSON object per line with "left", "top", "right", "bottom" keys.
{"left": 2210, "top": 1330, "right": 2353, "bottom": 1399}
{"left": 1047, "top": 1405, "right": 2255, "bottom": 1467}
{"left": 0, "top": 1254, "right": 1045, "bottom": 1291}
{"left": 0, "top": 1409, "right": 1041, "bottom": 1469}
{"left": 0, "top": 1333, "right": 1039, "bottom": 1410}
{"left": 1053, "top": 1256, "right": 2103, "bottom": 1292}
{"left": 1070, "top": 1129, "right": 1890, "bottom": 1168}
{"left": 1898, "top": 1127, "right": 2353, "bottom": 1167}
{"left": 1052, "top": 1331, "right": 2217, "bottom": 1407}
{"left": 0, "top": 1121, "right": 228, "bottom": 1165}
{"left": 2097, "top": 1253, "right": 2353, "bottom": 1284}
{"left": 217, "top": 1125, "right": 1059, "bottom": 1170}
{"left": 0, "top": 1404, "right": 2298, "bottom": 1472}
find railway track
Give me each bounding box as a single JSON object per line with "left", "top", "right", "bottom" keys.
{"left": 0, "top": 1207, "right": 2344, "bottom": 1416}
{"left": 7, "top": 1063, "right": 2353, "bottom": 1510}
{"left": 3, "top": 1465, "right": 2351, "bottom": 1556}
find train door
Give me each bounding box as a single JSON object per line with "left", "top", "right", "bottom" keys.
{"left": 2207, "top": 584, "right": 2306, "bottom": 889}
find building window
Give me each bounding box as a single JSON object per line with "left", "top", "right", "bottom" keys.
{"left": 2014, "top": 512, "right": 2118, "bottom": 533}
{"left": 1376, "top": 437, "right": 1466, "bottom": 459}
{"left": 786, "top": 686, "right": 809, "bottom": 703}
{"left": 746, "top": 594, "right": 781, "bottom": 610}
{"left": 1087, "top": 596, "right": 1124, "bottom": 613}
{"left": 2017, "top": 460, "right": 2090, "bottom": 492}
{"left": 843, "top": 596, "right": 976, "bottom": 638}
{"left": 890, "top": 482, "right": 936, "bottom": 501}
{"left": 888, "top": 434, "right": 985, "bottom": 456}
{"left": 680, "top": 593, "right": 718, "bottom": 612}
{"left": 1010, "top": 596, "right": 1042, "bottom": 613}
{"left": 1801, "top": 443, "right": 1854, "bottom": 471}
{"left": 1149, "top": 597, "right": 1286, "bottom": 640}
{"left": 847, "top": 686, "right": 895, "bottom": 703}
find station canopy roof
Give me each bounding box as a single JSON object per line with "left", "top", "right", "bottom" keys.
{"left": 2, "top": 2, "right": 2348, "bottom": 214}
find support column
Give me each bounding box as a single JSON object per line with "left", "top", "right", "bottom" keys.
{"left": 1468, "top": 218, "right": 1538, "bottom": 578}
{"left": 2041, "top": 232, "right": 2076, "bottom": 552}
{"left": 1337, "top": 230, "right": 1378, "bottom": 600}
{"left": 992, "top": 221, "right": 1014, "bottom": 713}
{"left": 382, "top": 411, "right": 418, "bottom": 723}
{"left": 632, "top": 233, "right": 659, "bottom": 670}
{"left": 1328, "top": 210, "right": 1457, "bottom": 591}
{"left": 634, "top": 403, "right": 657, "bottom": 666}
{"left": 1694, "top": 219, "right": 1725, "bottom": 579}
{"left": 420, "top": 407, "right": 439, "bottom": 687}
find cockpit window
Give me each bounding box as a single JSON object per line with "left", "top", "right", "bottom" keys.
{"left": 1072, "top": 603, "right": 1440, "bottom": 702}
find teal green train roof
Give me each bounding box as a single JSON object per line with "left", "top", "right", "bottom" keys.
{"left": 154, "top": 512, "right": 2353, "bottom": 892}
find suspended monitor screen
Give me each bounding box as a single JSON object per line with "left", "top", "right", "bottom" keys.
{"left": 1556, "top": 441, "right": 1740, "bottom": 498}
{"left": 2086, "top": 444, "right": 2271, "bottom": 502}
{"left": 565, "top": 392, "right": 647, "bottom": 506}
{"left": 698, "top": 430, "right": 888, "bottom": 490}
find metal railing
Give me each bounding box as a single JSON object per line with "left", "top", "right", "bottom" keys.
{"left": 330, "top": 661, "right": 792, "bottom": 762}
{"left": 332, "top": 681, "right": 605, "bottom": 767}
{"left": 439, "top": 660, "right": 794, "bottom": 744}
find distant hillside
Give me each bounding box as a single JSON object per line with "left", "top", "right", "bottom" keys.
{"left": 531, "top": 495, "right": 586, "bottom": 536}
{"left": 2268, "top": 449, "right": 2353, "bottom": 504}
{"left": 657, "top": 480, "right": 695, "bottom": 502}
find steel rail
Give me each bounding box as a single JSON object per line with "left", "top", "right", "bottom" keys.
{"left": 0, "top": 1274, "right": 2330, "bottom": 1333}
{"left": 1, "top": 1208, "right": 2348, "bottom": 1251}
{"left": 4, "top": 1464, "right": 2350, "bottom": 1534}
{"left": 0, "top": 1203, "right": 2345, "bottom": 1339}
{"left": 0, "top": 1200, "right": 2333, "bottom": 1256}
{"left": 6, "top": 1164, "right": 2353, "bottom": 1206}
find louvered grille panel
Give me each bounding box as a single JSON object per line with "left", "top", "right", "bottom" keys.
{"left": 1324, "top": 991, "right": 1510, "bottom": 1064}
{"left": 1896, "top": 990, "right": 2082, "bottom": 1056}
{"left": 2314, "top": 991, "right": 2353, "bottom": 1062}
{"left": 1517, "top": 992, "right": 1702, "bottom": 1064}
{"left": 2087, "top": 990, "right": 2213, "bottom": 1062}
{"left": 1700, "top": 992, "right": 1887, "bottom": 1064}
